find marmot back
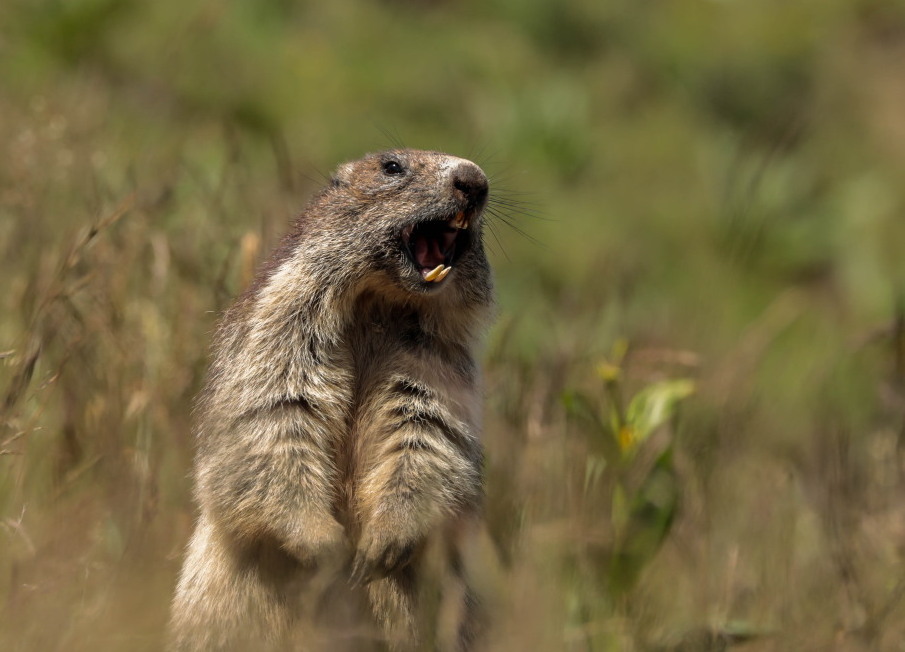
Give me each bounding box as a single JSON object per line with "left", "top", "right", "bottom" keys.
{"left": 169, "top": 150, "right": 494, "bottom": 651}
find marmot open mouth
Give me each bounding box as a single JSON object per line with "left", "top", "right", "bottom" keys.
{"left": 401, "top": 211, "right": 473, "bottom": 283}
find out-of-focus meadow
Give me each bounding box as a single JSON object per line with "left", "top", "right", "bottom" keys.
{"left": 3, "top": 0, "right": 905, "bottom": 649}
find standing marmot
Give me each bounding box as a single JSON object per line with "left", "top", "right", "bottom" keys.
{"left": 169, "top": 150, "right": 494, "bottom": 651}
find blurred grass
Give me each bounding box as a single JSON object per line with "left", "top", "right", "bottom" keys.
{"left": 3, "top": 0, "right": 905, "bottom": 649}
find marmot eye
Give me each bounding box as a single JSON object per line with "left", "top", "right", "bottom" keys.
{"left": 382, "top": 160, "right": 405, "bottom": 175}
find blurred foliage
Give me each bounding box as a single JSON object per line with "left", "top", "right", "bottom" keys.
{"left": 562, "top": 341, "right": 688, "bottom": 646}
{"left": 3, "top": 0, "right": 905, "bottom": 649}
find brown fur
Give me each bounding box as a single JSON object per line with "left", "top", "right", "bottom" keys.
{"left": 169, "top": 150, "right": 494, "bottom": 651}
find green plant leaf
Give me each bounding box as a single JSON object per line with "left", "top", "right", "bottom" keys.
{"left": 585, "top": 455, "right": 608, "bottom": 492}
{"left": 608, "top": 449, "right": 678, "bottom": 596}
{"left": 562, "top": 390, "right": 602, "bottom": 430}
{"left": 624, "top": 379, "right": 695, "bottom": 449}
{"left": 611, "top": 482, "right": 628, "bottom": 538}
{"left": 562, "top": 390, "right": 621, "bottom": 465}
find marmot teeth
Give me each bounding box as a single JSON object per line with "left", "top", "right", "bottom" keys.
{"left": 424, "top": 264, "right": 451, "bottom": 282}
{"left": 450, "top": 211, "right": 469, "bottom": 230}
{"left": 423, "top": 265, "right": 443, "bottom": 281}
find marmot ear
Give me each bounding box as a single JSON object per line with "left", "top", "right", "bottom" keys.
{"left": 331, "top": 162, "right": 355, "bottom": 188}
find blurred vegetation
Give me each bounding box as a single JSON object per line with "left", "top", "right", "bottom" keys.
{"left": 3, "top": 0, "right": 905, "bottom": 649}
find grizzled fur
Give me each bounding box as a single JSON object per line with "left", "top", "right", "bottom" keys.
{"left": 169, "top": 150, "right": 494, "bottom": 651}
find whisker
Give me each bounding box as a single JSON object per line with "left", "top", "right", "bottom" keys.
{"left": 301, "top": 166, "right": 332, "bottom": 187}
{"left": 484, "top": 162, "right": 523, "bottom": 185}
{"left": 374, "top": 123, "right": 406, "bottom": 150}
{"left": 489, "top": 197, "right": 546, "bottom": 217}
{"left": 485, "top": 221, "right": 511, "bottom": 262}
{"left": 489, "top": 191, "right": 539, "bottom": 203}
{"left": 490, "top": 191, "right": 543, "bottom": 206}
{"left": 468, "top": 141, "right": 497, "bottom": 167}
{"left": 487, "top": 199, "right": 547, "bottom": 223}
{"left": 485, "top": 207, "right": 542, "bottom": 246}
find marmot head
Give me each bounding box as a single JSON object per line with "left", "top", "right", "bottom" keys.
{"left": 326, "top": 149, "right": 491, "bottom": 298}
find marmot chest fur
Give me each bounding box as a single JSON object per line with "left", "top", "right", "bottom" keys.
{"left": 170, "top": 149, "right": 494, "bottom": 651}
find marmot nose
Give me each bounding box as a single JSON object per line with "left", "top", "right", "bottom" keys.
{"left": 451, "top": 163, "right": 489, "bottom": 207}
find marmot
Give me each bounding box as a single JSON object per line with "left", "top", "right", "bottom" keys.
{"left": 169, "top": 149, "right": 494, "bottom": 651}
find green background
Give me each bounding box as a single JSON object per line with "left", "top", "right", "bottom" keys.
{"left": 2, "top": 0, "right": 905, "bottom": 649}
